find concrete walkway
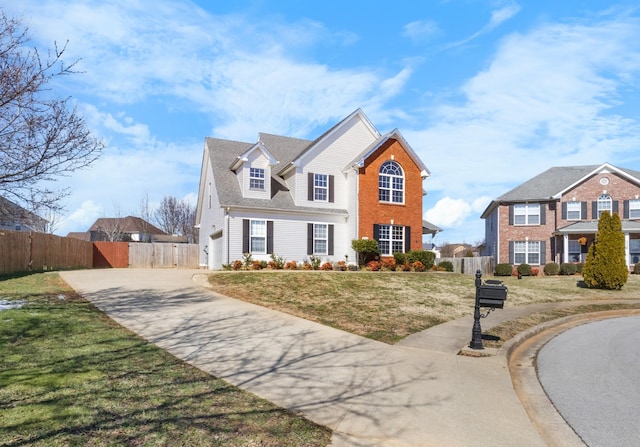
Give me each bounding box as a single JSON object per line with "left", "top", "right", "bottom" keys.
{"left": 59, "top": 268, "right": 591, "bottom": 447}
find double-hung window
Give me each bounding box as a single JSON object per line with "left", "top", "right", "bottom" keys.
{"left": 566, "top": 201, "right": 581, "bottom": 220}
{"left": 629, "top": 199, "right": 640, "bottom": 219}
{"left": 378, "top": 224, "right": 404, "bottom": 256}
{"left": 568, "top": 239, "right": 582, "bottom": 262}
{"left": 379, "top": 161, "right": 404, "bottom": 204}
{"left": 597, "top": 194, "right": 612, "bottom": 217}
{"left": 630, "top": 239, "right": 640, "bottom": 264}
{"left": 249, "top": 220, "right": 266, "bottom": 254}
{"left": 513, "top": 203, "right": 540, "bottom": 225}
{"left": 249, "top": 168, "right": 265, "bottom": 190}
{"left": 313, "top": 224, "right": 328, "bottom": 255}
{"left": 514, "top": 241, "right": 541, "bottom": 265}
{"left": 314, "top": 174, "right": 328, "bottom": 201}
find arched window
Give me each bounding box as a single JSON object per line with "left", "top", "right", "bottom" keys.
{"left": 379, "top": 161, "right": 404, "bottom": 203}
{"left": 597, "top": 194, "right": 612, "bottom": 217}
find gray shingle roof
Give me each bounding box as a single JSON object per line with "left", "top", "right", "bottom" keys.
{"left": 206, "top": 136, "right": 348, "bottom": 215}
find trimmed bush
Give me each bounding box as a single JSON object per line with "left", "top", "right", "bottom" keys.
{"left": 559, "top": 262, "right": 577, "bottom": 275}
{"left": 352, "top": 239, "right": 380, "bottom": 266}
{"left": 583, "top": 211, "right": 628, "bottom": 289}
{"left": 543, "top": 263, "right": 560, "bottom": 275}
{"left": 320, "top": 261, "right": 333, "bottom": 271}
{"left": 438, "top": 261, "right": 454, "bottom": 272}
{"left": 366, "top": 260, "right": 381, "bottom": 271}
{"left": 405, "top": 250, "right": 436, "bottom": 270}
{"left": 495, "top": 263, "right": 512, "bottom": 276}
{"left": 576, "top": 263, "right": 584, "bottom": 274}
{"left": 393, "top": 252, "right": 406, "bottom": 265}
{"left": 381, "top": 258, "right": 396, "bottom": 271}
{"left": 517, "top": 263, "right": 532, "bottom": 276}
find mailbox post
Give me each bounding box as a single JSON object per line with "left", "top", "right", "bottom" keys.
{"left": 469, "top": 270, "right": 508, "bottom": 350}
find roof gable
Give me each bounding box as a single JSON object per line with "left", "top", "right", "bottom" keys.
{"left": 229, "top": 142, "right": 279, "bottom": 171}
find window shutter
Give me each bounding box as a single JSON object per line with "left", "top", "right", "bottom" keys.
{"left": 624, "top": 200, "right": 630, "bottom": 219}
{"left": 540, "top": 241, "right": 546, "bottom": 265}
{"left": 540, "top": 204, "right": 546, "bottom": 225}
{"left": 592, "top": 201, "right": 598, "bottom": 219}
{"left": 328, "top": 224, "right": 334, "bottom": 256}
{"left": 308, "top": 172, "right": 314, "bottom": 201}
{"left": 562, "top": 202, "right": 567, "bottom": 219}
{"left": 509, "top": 205, "right": 514, "bottom": 225}
{"left": 373, "top": 224, "right": 380, "bottom": 242}
{"left": 613, "top": 200, "right": 619, "bottom": 215}
{"left": 404, "top": 226, "right": 411, "bottom": 252}
{"left": 307, "top": 223, "right": 313, "bottom": 255}
{"left": 267, "top": 221, "right": 273, "bottom": 254}
{"left": 243, "top": 219, "right": 250, "bottom": 253}
{"left": 509, "top": 241, "right": 514, "bottom": 264}
{"left": 328, "top": 175, "right": 335, "bottom": 203}
{"left": 581, "top": 202, "right": 587, "bottom": 219}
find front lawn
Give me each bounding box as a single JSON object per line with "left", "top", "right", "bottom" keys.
{"left": 0, "top": 273, "right": 331, "bottom": 447}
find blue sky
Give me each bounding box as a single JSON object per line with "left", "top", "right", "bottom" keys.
{"left": 5, "top": 1, "right": 640, "bottom": 245}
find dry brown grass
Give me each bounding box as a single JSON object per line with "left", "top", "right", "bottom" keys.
{"left": 206, "top": 271, "right": 640, "bottom": 344}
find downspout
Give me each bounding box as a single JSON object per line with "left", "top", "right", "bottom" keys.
{"left": 225, "top": 207, "right": 230, "bottom": 265}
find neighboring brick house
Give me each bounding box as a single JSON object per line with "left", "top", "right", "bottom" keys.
{"left": 481, "top": 163, "right": 640, "bottom": 268}
{"left": 81, "top": 216, "right": 167, "bottom": 242}
{"left": 195, "top": 109, "right": 432, "bottom": 269}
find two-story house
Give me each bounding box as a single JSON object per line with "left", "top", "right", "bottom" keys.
{"left": 195, "top": 109, "right": 431, "bottom": 269}
{"left": 0, "top": 196, "right": 48, "bottom": 232}
{"left": 481, "top": 163, "right": 640, "bottom": 268}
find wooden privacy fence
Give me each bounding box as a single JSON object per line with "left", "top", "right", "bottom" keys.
{"left": 437, "top": 256, "right": 495, "bottom": 276}
{"left": 0, "top": 230, "right": 93, "bottom": 274}
{"left": 128, "top": 243, "right": 199, "bottom": 269}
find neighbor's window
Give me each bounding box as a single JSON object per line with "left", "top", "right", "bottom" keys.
{"left": 629, "top": 199, "right": 640, "bottom": 219}
{"left": 568, "top": 239, "right": 582, "bottom": 263}
{"left": 597, "top": 194, "right": 612, "bottom": 217}
{"left": 514, "top": 203, "right": 540, "bottom": 225}
{"left": 379, "top": 161, "right": 404, "bottom": 204}
{"left": 630, "top": 239, "right": 640, "bottom": 264}
{"left": 566, "top": 201, "right": 581, "bottom": 220}
{"left": 378, "top": 224, "right": 404, "bottom": 256}
{"left": 514, "top": 240, "right": 540, "bottom": 265}
{"left": 250, "top": 220, "right": 266, "bottom": 253}
{"left": 314, "top": 174, "right": 328, "bottom": 201}
{"left": 313, "top": 223, "right": 328, "bottom": 255}
{"left": 249, "top": 168, "right": 265, "bottom": 190}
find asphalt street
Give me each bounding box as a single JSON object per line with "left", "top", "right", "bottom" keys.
{"left": 537, "top": 316, "right": 640, "bottom": 447}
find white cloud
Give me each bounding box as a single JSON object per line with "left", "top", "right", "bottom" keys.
{"left": 403, "top": 20, "right": 440, "bottom": 43}
{"left": 424, "top": 197, "right": 472, "bottom": 228}
{"left": 445, "top": 2, "right": 520, "bottom": 48}
{"left": 57, "top": 200, "right": 103, "bottom": 235}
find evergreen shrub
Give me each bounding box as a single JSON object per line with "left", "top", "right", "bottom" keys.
{"left": 438, "top": 261, "right": 454, "bottom": 272}
{"left": 495, "top": 263, "right": 512, "bottom": 276}
{"left": 559, "top": 263, "right": 577, "bottom": 275}
{"left": 543, "top": 263, "right": 560, "bottom": 275}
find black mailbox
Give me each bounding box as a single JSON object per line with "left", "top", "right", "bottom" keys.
{"left": 477, "top": 284, "right": 508, "bottom": 309}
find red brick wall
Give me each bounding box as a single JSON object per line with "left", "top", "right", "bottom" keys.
{"left": 358, "top": 139, "right": 423, "bottom": 252}
{"left": 497, "top": 203, "right": 557, "bottom": 264}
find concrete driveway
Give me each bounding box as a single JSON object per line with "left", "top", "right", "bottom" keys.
{"left": 60, "top": 268, "right": 547, "bottom": 447}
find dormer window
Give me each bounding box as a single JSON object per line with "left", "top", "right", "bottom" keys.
{"left": 250, "top": 168, "right": 265, "bottom": 190}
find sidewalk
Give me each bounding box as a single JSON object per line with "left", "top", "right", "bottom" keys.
{"left": 60, "top": 269, "right": 549, "bottom": 447}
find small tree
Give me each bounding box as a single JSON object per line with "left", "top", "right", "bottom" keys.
{"left": 583, "top": 211, "right": 628, "bottom": 290}
{"left": 351, "top": 238, "right": 379, "bottom": 266}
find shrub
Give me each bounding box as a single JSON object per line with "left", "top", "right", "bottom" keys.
{"left": 438, "top": 261, "right": 454, "bottom": 272}
{"left": 405, "top": 250, "right": 436, "bottom": 270}
{"left": 242, "top": 252, "right": 253, "bottom": 268}
{"left": 302, "top": 261, "right": 313, "bottom": 270}
{"left": 400, "top": 262, "right": 412, "bottom": 272}
{"left": 251, "top": 260, "right": 264, "bottom": 270}
{"left": 495, "top": 263, "right": 512, "bottom": 276}
{"left": 517, "top": 263, "right": 532, "bottom": 276}
{"left": 381, "top": 258, "right": 396, "bottom": 271}
{"left": 531, "top": 267, "right": 539, "bottom": 276}
{"left": 576, "top": 263, "right": 584, "bottom": 274}
{"left": 284, "top": 260, "right": 298, "bottom": 270}
{"left": 411, "top": 261, "right": 426, "bottom": 272}
{"left": 309, "top": 255, "right": 322, "bottom": 270}
{"left": 231, "top": 260, "right": 243, "bottom": 271}
{"left": 319, "top": 261, "right": 333, "bottom": 271}
{"left": 543, "top": 263, "right": 560, "bottom": 275}
{"left": 366, "top": 260, "right": 381, "bottom": 271}
{"left": 583, "top": 211, "right": 628, "bottom": 289}
{"left": 334, "top": 260, "right": 347, "bottom": 271}
{"left": 559, "top": 262, "right": 577, "bottom": 275}
{"left": 634, "top": 263, "right": 640, "bottom": 274}
{"left": 393, "top": 252, "right": 406, "bottom": 265}
{"left": 352, "top": 239, "right": 380, "bottom": 266}
{"left": 269, "top": 253, "right": 285, "bottom": 269}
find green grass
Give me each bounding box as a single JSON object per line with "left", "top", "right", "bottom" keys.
{"left": 0, "top": 273, "right": 331, "bottom": 447}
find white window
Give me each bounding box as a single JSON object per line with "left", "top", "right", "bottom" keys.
{"left": 566, "top": 201, "right": 581, "bottom": 220}
{"left": 314, "top": 174, "right": 328, "bottom": 201}
{"left": 250, "top": 220, "right": 266, "bottom": 254}
{"left": 514, "top": 241, "right": 541, "bottom": 265}
{"left": 514, "top": 203, "right": 540, "bottom": 225}
{"left": 249, "top": 168, "right": 265, "bottom": 190}
{"left": 629, "top": 199, "right": 640, "bottom": 219}
{"left": 378, "top": 224, "right": 404, "bottom": 256}
{"left": 379, "top": 161, "right": 404, "bottom": 204}
{"left": 313, "top": 224, "right": 328, "bottom": 255}
{"left": 597, "top": 194, "right": 612, "bottom": 217}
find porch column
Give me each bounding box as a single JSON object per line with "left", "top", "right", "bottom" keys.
{"left": 563, "top": 233, "right": 569, "bottom": 264}
{"left": 625, "top": 232, "right": 630, "bottom": 267}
